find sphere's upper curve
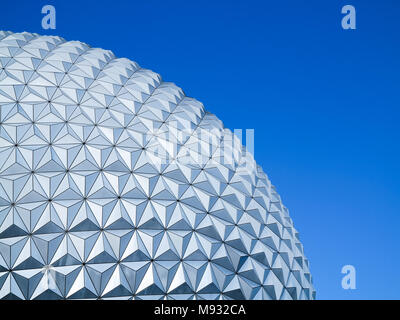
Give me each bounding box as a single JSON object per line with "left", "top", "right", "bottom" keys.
{"left": 0, "top": 31, "right": 315, "bottom": 300}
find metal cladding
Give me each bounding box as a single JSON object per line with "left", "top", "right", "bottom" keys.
{"left": 0, "top": 31, "right": 315, "bottom": 300}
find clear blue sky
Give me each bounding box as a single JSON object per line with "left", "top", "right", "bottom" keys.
{"left": 1, "top": 0, "right": 399, "bottom": 299}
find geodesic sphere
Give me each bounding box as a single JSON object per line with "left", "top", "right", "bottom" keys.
{"left": 0, "top": 31, "right": 315, "bottom": 300}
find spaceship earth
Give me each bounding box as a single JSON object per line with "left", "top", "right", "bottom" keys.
{"left": 0, "top": 31, "right": 315, "bottom": 300}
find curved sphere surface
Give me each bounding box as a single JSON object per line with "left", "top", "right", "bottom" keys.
{"left": 0, "top": 31, "right": 315, "bottom": 300}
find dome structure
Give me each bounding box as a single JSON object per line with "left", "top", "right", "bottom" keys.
{"left": 0, "top": 31, "right": 315, "bottom": 300}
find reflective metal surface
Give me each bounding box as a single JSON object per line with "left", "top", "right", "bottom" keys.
{"left": 0, "top": 31, "right": 315, "bottom": 300}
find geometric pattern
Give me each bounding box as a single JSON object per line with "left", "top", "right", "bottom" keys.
{"left": 0, "top": 31, "right": 315, "bottom": 300}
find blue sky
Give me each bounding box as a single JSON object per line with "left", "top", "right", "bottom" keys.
{"left": 1, "top": 0, "right": 399, "bottom": 299}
